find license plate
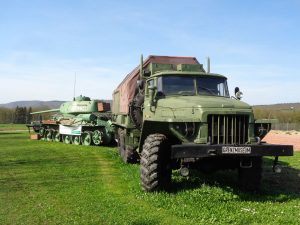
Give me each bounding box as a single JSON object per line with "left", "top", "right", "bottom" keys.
{"left": 222, "top": 146, "right": 251, "bottom": 154}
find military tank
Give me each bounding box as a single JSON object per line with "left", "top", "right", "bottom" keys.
{"left": 30, "top": 95, "right": 114, "bottom": 146}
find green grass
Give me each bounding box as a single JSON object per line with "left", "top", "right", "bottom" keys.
{"left": 1, "top": 128, "right": 300, "bottom": 224}
{"left": 0, "top": 124, "right": 27, "bottom": 131}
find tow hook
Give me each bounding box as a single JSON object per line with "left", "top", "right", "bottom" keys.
{"left": 273, "top": 156, "right": 282, "bottom": 173}
{"left": 179, "top": 165, "right": 189, "bottom": 177}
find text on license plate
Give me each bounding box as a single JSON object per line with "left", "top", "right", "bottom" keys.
{"left": 222, "top": 146, "right": 251, "bottom": 154}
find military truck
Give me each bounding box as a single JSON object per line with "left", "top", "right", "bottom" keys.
{"left": 112, "top": 55, "right": 293, "bottom": 192}
{"left": 30, "top": 95, "right": 113, "bottom": 146}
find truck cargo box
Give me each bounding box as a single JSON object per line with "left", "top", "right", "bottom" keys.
{"left": 113, "top": 55, "right": 200, "bottom": 114}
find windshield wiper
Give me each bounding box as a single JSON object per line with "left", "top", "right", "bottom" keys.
{"left": 198, "top": 86, "right": 216, "bottom": 95}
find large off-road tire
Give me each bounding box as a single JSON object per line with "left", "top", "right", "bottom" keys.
{"left": 140, "top": 134, "right": 172, "bottom": 192}
{"left": 118, "top": 129, "right": 138, "bottom": 164}
{"left": 238, "top": 157, "right": 262, "bottom": 192}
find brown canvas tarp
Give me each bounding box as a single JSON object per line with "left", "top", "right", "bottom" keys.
{"left": 113, "top": 55, "right": 199, "bottom": 114}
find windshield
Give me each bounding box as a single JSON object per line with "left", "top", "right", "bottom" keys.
{"left": 157, "top": 76, "right": 229, "bottom": 97}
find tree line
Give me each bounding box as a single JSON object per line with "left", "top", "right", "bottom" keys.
{"left": 0, "top": 106, "right": 32, "bottom": 124}
{"left": 253, "top": 108, "right": 300, "bottom": 123}
{"left": 0, "top": 106, "right": 51, "bottom": 124}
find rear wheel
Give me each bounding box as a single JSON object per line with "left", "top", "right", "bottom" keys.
{"left": 238, "top": 157, "right": 262, "bottom": 192}
{"left": 140, "top": 134, "right": 172, "bottom": 192}
{"left": 118, "top": 129, "right": 138, "bottom": 163}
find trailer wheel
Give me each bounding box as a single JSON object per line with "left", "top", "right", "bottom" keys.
{"left": 238, "top": 157, "right": 262, "bottom": 192}
{"left": 140, "top": 134, "right": 172, "bottom": 192}
{"left": 118, "top": 129, "right": 138, "bottom": 164}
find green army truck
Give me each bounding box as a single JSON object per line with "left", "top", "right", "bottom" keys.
{"left": 112, "top": 55, "right": 293, "bottom": 192}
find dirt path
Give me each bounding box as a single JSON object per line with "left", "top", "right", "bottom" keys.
{"left": 263, "top": 130, "right": 300, "bottom": 151}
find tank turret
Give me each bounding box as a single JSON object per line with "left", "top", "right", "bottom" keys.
{"left": 30, "top": 95, "right": 113, "bottom": 146}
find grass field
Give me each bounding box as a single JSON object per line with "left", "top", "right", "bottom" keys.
{"left": 0, "top": 124, "right": 28, "bottom": 131}
{"left": 0, "top": 126, "right": 300, "bottom": 225}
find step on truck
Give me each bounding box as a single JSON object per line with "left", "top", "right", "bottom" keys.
{"left": 112, "top": 55, "right": 293, "bottom": 192}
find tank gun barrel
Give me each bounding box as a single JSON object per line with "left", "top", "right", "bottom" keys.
{"left": 30, "top": 109, "right": 60, "bottom": 115}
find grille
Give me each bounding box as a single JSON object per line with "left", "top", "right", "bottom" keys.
{"left": 208, "top": 115, "right": 249, "bottom": 144}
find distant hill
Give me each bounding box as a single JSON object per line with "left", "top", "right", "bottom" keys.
{"left": 0, "top": 101, "right": 66, "bottom": 109}
{"left": 253, "top": 103, "right": 300, "bottom": 111}
{"left": 0, "top": 99, "right": 113, "bottom": 109}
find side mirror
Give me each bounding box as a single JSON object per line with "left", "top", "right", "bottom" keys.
{"left": 234, "top": 87, "right": 243, "bottom": 100}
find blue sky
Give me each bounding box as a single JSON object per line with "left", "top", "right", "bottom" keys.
{"left": 0, "top": 0, "right": 299, "bottom": 105}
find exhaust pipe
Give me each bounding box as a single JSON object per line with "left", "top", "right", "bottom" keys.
{"left": 140, "top": 54, "right": 143, "bottom": 79}
{"left": 207, "top": 57, "right": 210, "bottom": 73}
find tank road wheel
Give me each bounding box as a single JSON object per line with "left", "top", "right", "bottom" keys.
{"left": 53, "top": 130, "right": 61, "bottom": 142}
{"left": 39, "top": 127, "right": 45, "bottom": 140}
{"left": 92, "top": 130, "right": 103, "bottom": 146}
{"left": 45, "top": 129, "right": 53, "bottom": 141}
{"left": 238, "top": 157, "right": 262, "bottom": 192}
{"left": 72, "top": 136, "right": 81, "bottom": 145}
{"left": 140, "top": 134, "right": 172, "bottom": 192}
{"left": 118, "top": 129, "right": 138, "bottom": 164}
{"left": 63, "top": 135, "right": 72, "bottom": 144}
{"left": 82, "top": 131, "right": 92, "bottom": 146}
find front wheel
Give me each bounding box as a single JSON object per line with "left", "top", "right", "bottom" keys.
{"left": 140, "top": 134, "right": 172, "bottom": 192}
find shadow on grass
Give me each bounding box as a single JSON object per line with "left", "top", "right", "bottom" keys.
{"left": 170, "top": 158, "right": 300, "bottom": 202}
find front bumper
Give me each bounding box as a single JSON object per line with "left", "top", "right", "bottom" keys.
{"left": 171, "top": 143, "right": 293, "bottom": 159}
